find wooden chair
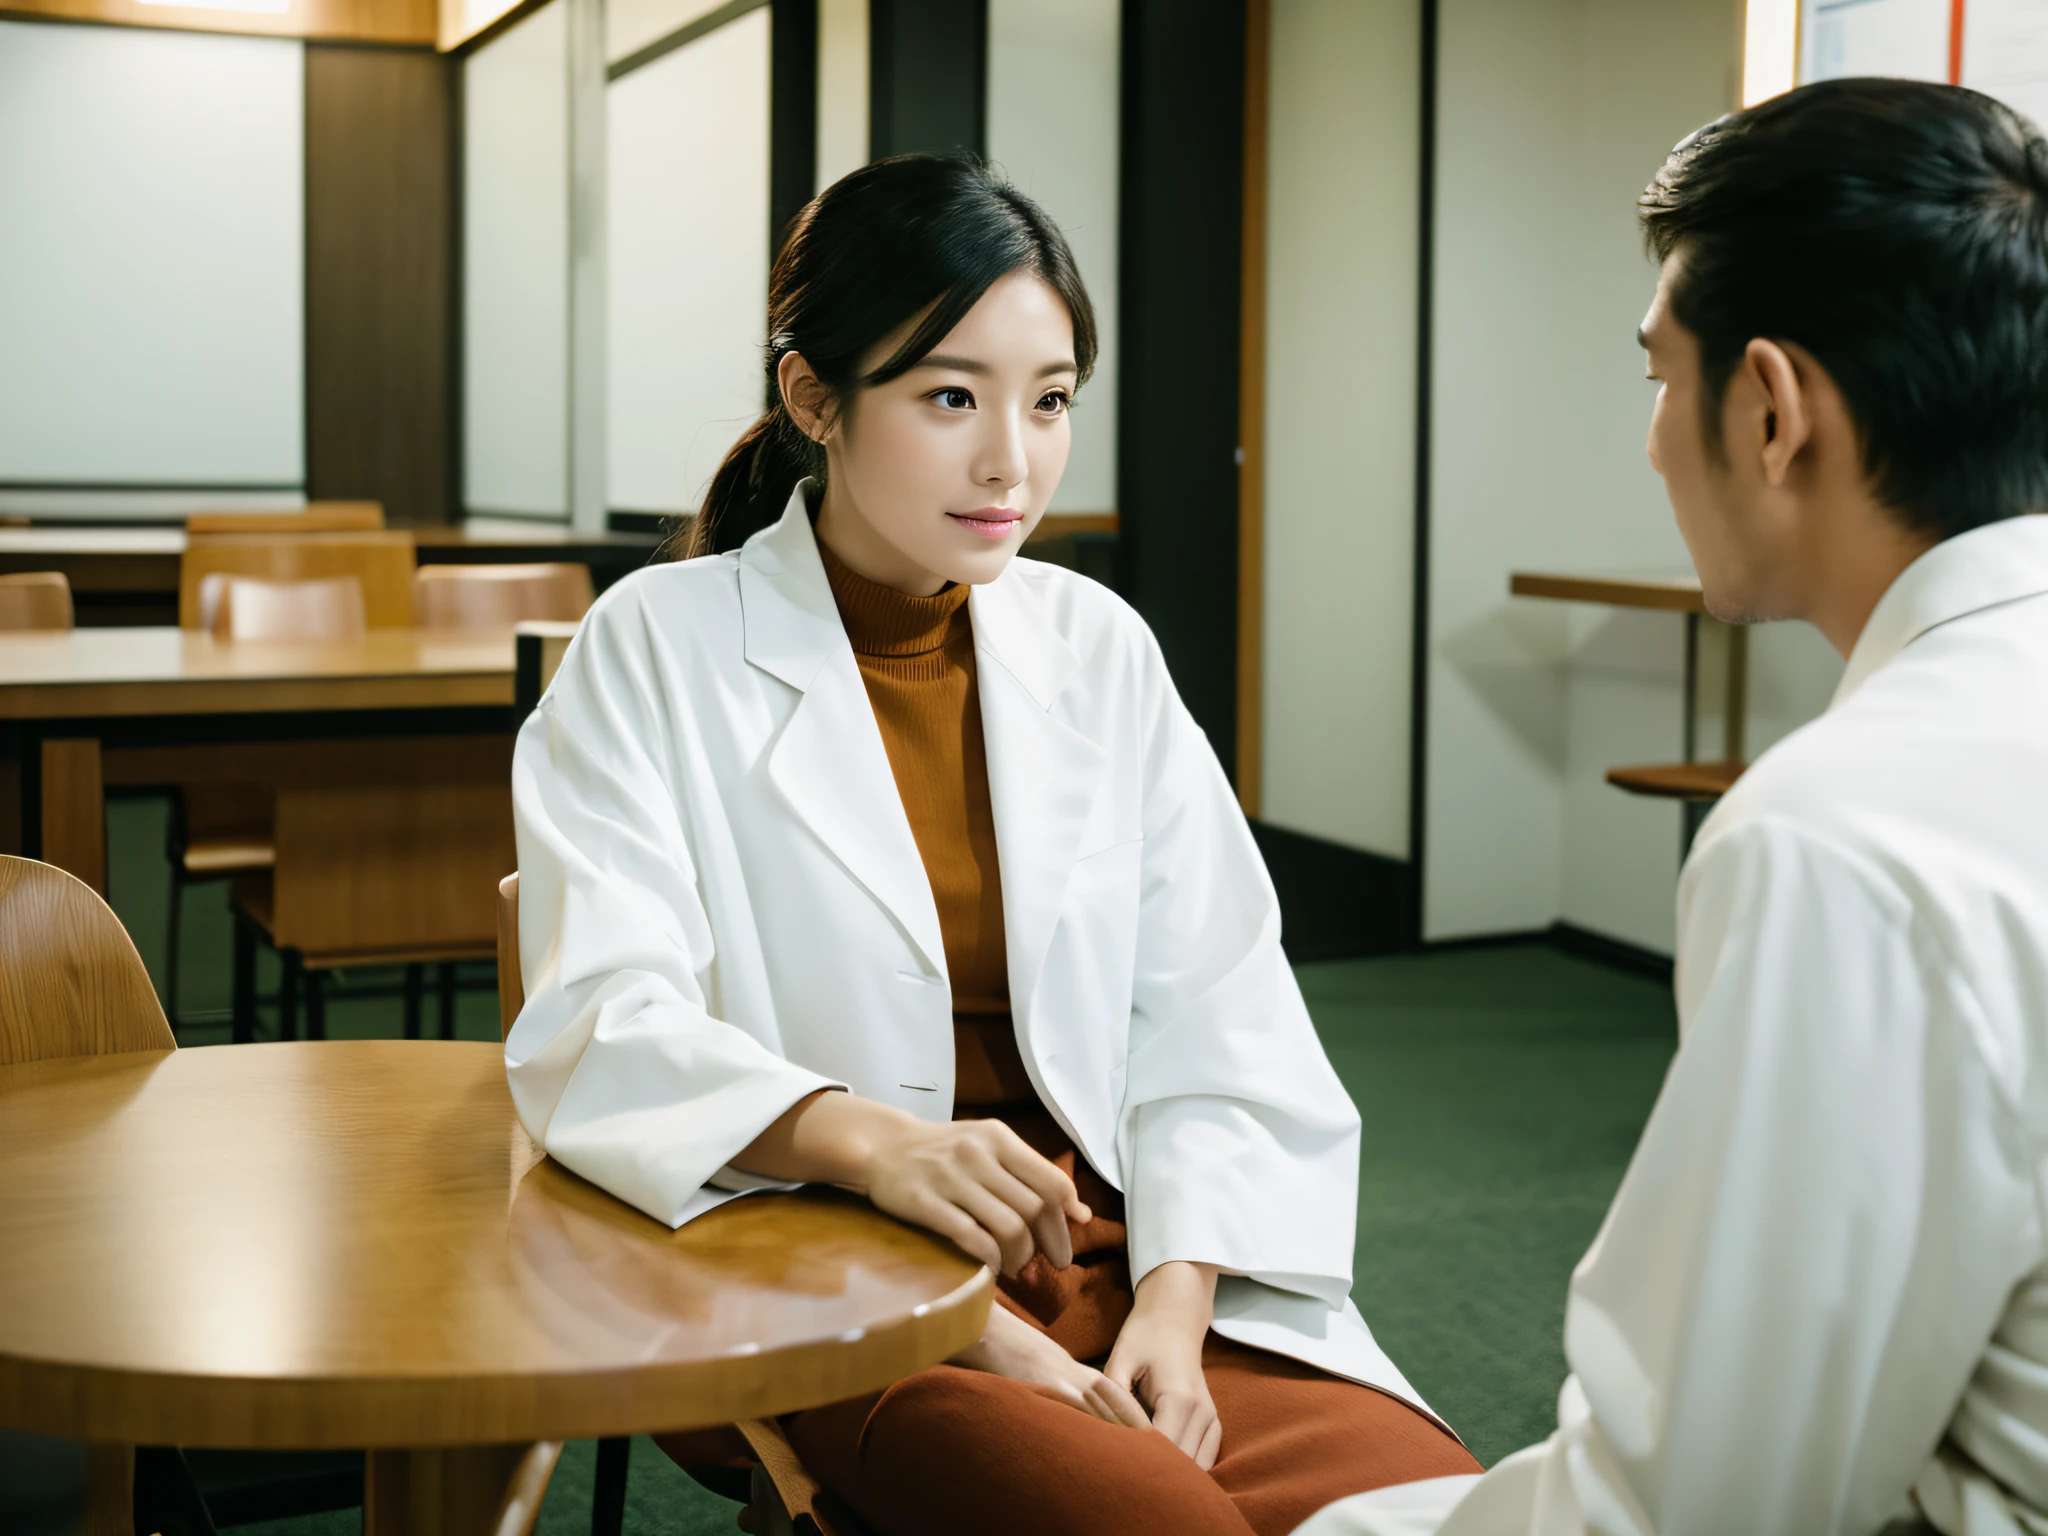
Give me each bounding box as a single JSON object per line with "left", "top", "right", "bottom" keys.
{"left": 165, "top": 548, "right": 405, "bottom": 1031}
{"left": 0, "top": 855, "right": 170, "bottom": 1067}
{"left": 0, "top": 856, "right": 167, "bottom": 1534}
{"left": 179, "top": 530, "right": 417, "bottom": 629}
{"left": 232, "top": 740, "right": 516, "bottom": 1042}
{"left": 211, "top": 575, "right": 368, "bottom": 641}
{"left": 415, "top": 563, "right": 594, "bottom": 631}
{"left": 0, "top": 571, "right": 74, "bottom": 632}
{"left": 185, "top": 502, "right": 385, "bottom": 535}
{"left": 496, "top": 876, "right": 859, "bottom": 1536}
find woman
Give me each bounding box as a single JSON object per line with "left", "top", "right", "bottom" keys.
{"left": 508, "top": 153, "right": 1477, "bottom": 1535}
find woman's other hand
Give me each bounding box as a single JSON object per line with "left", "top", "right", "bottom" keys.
{"left": 730, "top": 1090, "right": 1090, "bottom": 1277}
{"left": 952, "top": 1304, "right": 1151, "bottom": 1429}
{"left": 1105, "top": 1261, "right": 1222, "bottom": 1469}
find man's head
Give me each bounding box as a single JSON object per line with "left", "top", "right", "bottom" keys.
{"left": 1637, "top": 80, "right": 2048, "bottom": 646}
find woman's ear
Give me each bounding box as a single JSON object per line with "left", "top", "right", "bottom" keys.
{"left": 778, "top": 352, "right": 834, "bottom": 444}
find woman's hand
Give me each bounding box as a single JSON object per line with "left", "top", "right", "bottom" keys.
{"left": 730, "top": 1090, "right": 1091, "bottom": 1277}
{"left": 1104, "top": 1261, "right": 1222, "bottom": 1468}
{"left": 952, "top": 1303, "right": 1152, "bottom": 1429}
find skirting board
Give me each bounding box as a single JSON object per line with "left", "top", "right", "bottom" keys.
{"left": 1421, "top": 923, "right": 1675, "bottom": 987}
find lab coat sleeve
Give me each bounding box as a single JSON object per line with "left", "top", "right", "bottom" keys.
{"left": 1119, "top": 626, "right": 1363, "bottom": 1306}
{"left": 507, "top": 584, "right": 838, "bottom": 1227}
{"left": 1294, "top": 817, "right": 2040, "bottom": 1536}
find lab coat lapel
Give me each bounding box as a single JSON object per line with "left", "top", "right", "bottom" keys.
{"left": 971, "top": 568, "right": 1107, "bottom": 1025}
{"left": 740, "top": 490, "right": 949, "bottom": 980}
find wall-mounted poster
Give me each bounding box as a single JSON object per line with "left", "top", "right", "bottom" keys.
{"left": 1801, "top": 0, "right": 2048, "bottom": 131}
{"left": 1960, "top": 0, "right": 2048, "bottom": 128}
{"left": 1801, "top": 0, "right": 1950, "bottom": 83}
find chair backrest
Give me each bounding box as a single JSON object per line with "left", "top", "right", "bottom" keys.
{"left": 185, "top": 502, "right": 385, "bottom": 535}
{"left": 179, "top": 531, "right": 417, "bottom": 629}
{"left": 415, "top": 563, "right": 595, "bottom": 632}
{"left": 266, "top": 736, "right": 517, "bottom": 956}
{"left": 497, "top": 872, "right": 522, "bottom": 1040}
{"left": 211, "top": 575, "right": 369, "bottom": 641}
{"left": 0, "top": 571, "right": 74, "bottom": 632}
{"left": 0, "top": 856, "right": 173, "bottom": 1066}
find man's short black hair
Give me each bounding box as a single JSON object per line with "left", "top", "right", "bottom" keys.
{"left": 1640, "top": 79, "right": 2048, "bottom": 540}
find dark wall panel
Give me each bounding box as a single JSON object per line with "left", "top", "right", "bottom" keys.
{"left": 771, "top": 0, "right": 820, "bottom": 249}
{"left": 869, "top": 0, "right": 985, "bottom": 158}
{"left": 1117, "top": 0, "right": 1245, "bottom": 775}
{"left": 305, "top": 45, "right": 456, "bottom": 528}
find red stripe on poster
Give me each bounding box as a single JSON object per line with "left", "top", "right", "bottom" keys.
{"left": 1951, "top": 0, "right": 1967, "bottom": 84}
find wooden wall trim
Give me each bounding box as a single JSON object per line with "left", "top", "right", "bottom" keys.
{"left": 0, "top": 0, "right": 434, "bottom": 46}
{"left": 1235, "top": 0, "right": 1268, "bottom": 817}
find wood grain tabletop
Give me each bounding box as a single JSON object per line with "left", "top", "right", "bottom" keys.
{"left": 0, "top": 1041, "right": 991, "bottom": 1448}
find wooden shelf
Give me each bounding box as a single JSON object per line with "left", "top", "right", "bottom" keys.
{"left": 1605, "top": 760, "right": 1745, "bottom": 801}
{"left": 1510, "top": 571, "right": 1705, "bottom": 612}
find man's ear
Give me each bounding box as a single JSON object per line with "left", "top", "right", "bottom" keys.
{"left": 778, "top": 352, "right": 834, "bottom": 444}
{"left": 1741, "top": 338, "right": 1812, "bottom": 488}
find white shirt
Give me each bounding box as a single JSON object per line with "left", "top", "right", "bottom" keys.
{"left": 505, "top": 486, "right": 1432, "bottom": 1410}
{"left": 1300, "top": 515, "right": 2048, "bottom": 1536}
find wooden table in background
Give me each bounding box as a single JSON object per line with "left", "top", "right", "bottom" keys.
{"left": 0, "top": 1041, "right": 990, "bottom": 1536}
{"left": 0, "top": 516, "right": 1119, "bottom": 629}
{"left": 1509, "top": 569, "right": 1748, "bottom": 836}
{"left": 0, "top": 524, "right": 662, "bottom": 628}
{"left": 0, "top": 628, "right": 519, "bottom": 893}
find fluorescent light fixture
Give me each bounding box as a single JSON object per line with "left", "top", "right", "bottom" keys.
{"left": 136, "top": 0, "right": 291, "bottom": 12}
{"left": 1743, "top": 0, "right": 1799, "bottom": 105}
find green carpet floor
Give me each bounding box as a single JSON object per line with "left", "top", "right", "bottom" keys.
{"left": 98, "top": 797, "right": 1677, "bottom": 1532}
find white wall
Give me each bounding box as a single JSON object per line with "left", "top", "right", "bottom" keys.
{"left": 0, "top": 21, "right": 303, "bottom": 491}
{"left": 608, "top": 0, "right": 736, "bottom": 64}
{"left": 1258, "top": 0, "right": 1419, "bottom": 860}
{"left": 986, "top": 0, "right": 1120, "bottom": 514}
{"left": 464, "top": 1, "right": 572, "bottom": 519}
{"left": 607, "top": 7, "right": 771, "bottom": 513}
{"left": 1422, "top": 0, "right": 1816, "bottom": 950}
{"left": 816, "top": 0, "right": 870, "bottom": 190}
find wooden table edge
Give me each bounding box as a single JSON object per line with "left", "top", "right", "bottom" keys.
{"left": 1508, "top": 571, "right": 1706, "bottom": 613}
{"left": 0, "top": 673, "right": 515, "bottom": 720}
{"left": 0, "top": 1267, "right": 994, "bottom": 1449}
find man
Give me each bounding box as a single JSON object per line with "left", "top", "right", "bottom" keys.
{"left": 1301, "top": 79, "right": 2048, "bottom": 1536}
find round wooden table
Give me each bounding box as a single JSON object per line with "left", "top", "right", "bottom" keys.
{"left": 0, "top": 1041, "right": 990, "bottom": 1534}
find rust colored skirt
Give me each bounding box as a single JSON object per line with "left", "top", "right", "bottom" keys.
{"left": 777, "top": 1105, "right": 1478, "bottom": 1536}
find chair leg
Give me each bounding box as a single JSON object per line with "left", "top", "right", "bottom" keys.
{"left": 591, "top": 1437, "right": 629, "bottom": 1536}
{"left": 231, "top": 913, "right": 257, "bottom": 1045}
{"left": 164, "top": 867, "right": 186, "bottom": 1031}
{"left": 279, "top": 953, "right": 300, "bottom": 1042}
{"left": 403, "top": 964, "right": 424, "bottom": 1040}
{"left": 305, "top": 968, "right": 327, "bottom": 1041}
{"left": 438, "top": 962, "right": 458, "bottom": 1041}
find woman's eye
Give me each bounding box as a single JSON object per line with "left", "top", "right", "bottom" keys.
{"left": 1037, "top": 391, "right": 1071, "bottom": 415}
{"left": 934, "top": 387, "right": 975, "bottom": 410}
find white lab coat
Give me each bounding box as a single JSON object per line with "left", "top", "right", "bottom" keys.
{"left": 505, "top": 485, "right": 1431, "bottom": 1411}
{"left": 1299, "top": 514, "right": 2048, "bottom": 1536}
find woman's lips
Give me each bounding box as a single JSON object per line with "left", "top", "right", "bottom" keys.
{"left": 948, "top": 509, "right": 1024, "bottom": 541}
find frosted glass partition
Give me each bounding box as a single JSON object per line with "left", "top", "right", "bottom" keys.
{"left": 607, "top": 8, "right": 771, "bottom": 515}
{"left": 464, "top": 0, "right": 572, "bottom": 519}
{"left": 607, "top": 0, "right": 737, "bottom": 64}
{"left": 986, "top": 0, "right": 1120, "bottom": 513}
{"left": 0, "top": 21, "right": 303, "bottom": 491}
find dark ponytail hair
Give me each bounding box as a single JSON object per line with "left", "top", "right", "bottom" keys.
{"left": 669, "top": 152, "right": 1098, "bottom": 559}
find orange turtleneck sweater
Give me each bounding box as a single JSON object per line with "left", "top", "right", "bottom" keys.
{"left": 817, "top": 539, "right": 1037, "bottom": 1105}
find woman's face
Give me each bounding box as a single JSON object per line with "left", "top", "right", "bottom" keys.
{"left": 786, "top": 270, "right": 1079, "bottom": 595}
